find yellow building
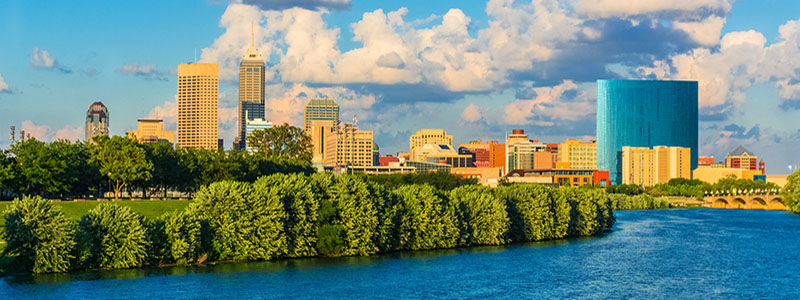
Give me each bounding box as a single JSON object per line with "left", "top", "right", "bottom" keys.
{"left": 127, "top": 118, "right": 175, "bottom": 145}
{"left": 693, "top": 166, "right": 764, "bottom": 184}
{"left": 303, "top": 98, "right": 339, "bottom": 133}
{"left": 506, "top": 140, "right": 548, "bottom": 172}
{"left": 417, "top": 144, "right": 474, "bottom": 168}
{"left": 410, "top": 129, "right": 453, "bottom": 161}
{"left": 309, "top": 119, "right": 337, "bottom": 165}
{"left": 622, "top": 146, "right": 691, "bottom": 186}
{"left": 325, "top": 123, "right": 373, "bottom": 167}
{"left": 558, "top": 139, "right": 596, "bottom": 170}
{"left": 177, "top": 63, "right": 219, "bottom": 150}
{"left": 452, "top": 167, "right": 503, "bottom": 185}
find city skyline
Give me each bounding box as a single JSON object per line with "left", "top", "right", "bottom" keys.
{"left": 2, "top": 0, "right": 800, "bottom": 173}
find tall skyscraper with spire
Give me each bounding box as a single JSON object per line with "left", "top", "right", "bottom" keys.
{"left": 85, "top": 101, "right": 109, "bottom": 141}
{"left": 235, "top": 22, "right": 266, "bottom": 151}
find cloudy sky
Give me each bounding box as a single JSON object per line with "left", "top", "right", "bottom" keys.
{"left": 1, "top": 0, "right": 800, "bottom": 174}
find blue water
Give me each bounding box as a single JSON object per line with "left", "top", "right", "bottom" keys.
{"left": 3, "top": 209, "right": 800, "bottom": 299}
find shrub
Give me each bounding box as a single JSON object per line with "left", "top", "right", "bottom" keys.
{"left": 388, "top": 184, "right": 459, "bottom": 250}
{"left": 2, "top": 195, "right": 75, "bottom": 273}
{"left": 254, "top": 174, "right": 318, "bottom": 258}
{"left": 330, "top": 175, "right": 379, "bottom": 256}
{"left": 191, "top": 181, "right": 287, "bottom": 261}
{"left": 163, "top": 211, "right": 203, "bottom": 264}
{"left": 76, "top": 204, "right": 148, "bottom": 269}
{"left": 499, "top": 184, "right": 555, "bottom": 242}
{"left": 450, "top": 185, "right": 509, "bottom": 246}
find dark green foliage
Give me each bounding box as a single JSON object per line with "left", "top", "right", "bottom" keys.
{"left": 76, "top": 204, "right": 148, "bottom": 269}
{"left": 610, "top": 194, "right": 670, "bottom": 210}
{"left": 784, "top": 169, "right": 800, "bottom": 213}
{"left": 89, "top": 135, "right": 153, "bottom": 199}
{"left": 647, "top": 178, "right": 710, "bottom": 199}
{"left": 366, "top": 172, "right": 478, "bottom": 191}
{"left": 255, "top": 174, "right": 318, "bottom": 257}
{"left": 450, "top": 185, "right": 509, "bottom": 246}
{"left": 386, "top": 184, "right": 459, "bottom": 251}
{"left": 329, "top": 175, "right": 379, "bottom": 256}
{"left": 605, "top": 184, "right": 645, "bottom": 196}
{"left": 190, "top": 181, "right": 287, "bottom": 261}
{"left": 2, "top": 195, "right": 75, "bottom": 273}
{"left": 246, "top": 123, "right": 313, "bottom": 161}
{"left": 499, "top": 184, "right": 555, "bottom": 242}
{"left": 707, "top": 174, "right": 781, "bottom": 196}
{"left": 163, "top": 211, "right": 203, "bottom": 264}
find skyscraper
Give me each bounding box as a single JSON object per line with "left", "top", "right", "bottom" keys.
{"left": 177, "top": 63, "right": 219, "bottom": 150}
{"left": 303, "top": 98, "right": 339, "bottom": 132}
{"left": 596, "top": 79, "right": 698, "bottom": 185}
{"left": 621, "top": 146, "right": 691, "bottom": 186}
{"left": 85, "top": 101, "right": 109, "bottom": 141}
{"left": 235, "top": 24, "right": 265, "bottom": 151}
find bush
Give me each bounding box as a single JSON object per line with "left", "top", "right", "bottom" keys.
{"left": 450, "top": 185, "right": 509, "bottom": 246}
{"left": 254, "top": 174, "right": 318, "bottom": 258}
{"left": 164, "top": 211, "right": 203, "bottom": 264}
{"left": 329, "top": 175, "right": 379, "bottom": 256}
{"left": 387, "top": 184, "right": 459, "bottom": 251}
{"left": 784, "top": 169, "right": 800, "bottom": 213}
{"left": 76, "top": 204, "right": 148, "bottom": 269}
{"left": 2, "top": 195, "right": 75, "bottom": 273}
{"left": 191, "top": 181, "right": 287, "bottom": 261}
{"left": 498, "top": 184, "right": 554, "bottom": 242}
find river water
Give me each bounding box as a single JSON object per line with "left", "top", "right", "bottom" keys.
{"left": 2, "top": 209, "right": 800, "bottom": 299}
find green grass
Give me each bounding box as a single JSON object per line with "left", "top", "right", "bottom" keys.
{"left": 0, "top": 199, "right": 192, "bottom": 248}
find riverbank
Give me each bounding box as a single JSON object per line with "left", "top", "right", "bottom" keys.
{"left": 3, "top": 209, "right": 799, "bottom": 299}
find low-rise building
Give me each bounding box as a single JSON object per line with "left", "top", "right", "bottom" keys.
{"left": 451, "top": 167, "right": 503, "bottom": 185}
{"left": 127, "top": 118, "right": 175, "bottom": 145}
{"left": 693, "top": 166, "right": 764, "bottom": 184}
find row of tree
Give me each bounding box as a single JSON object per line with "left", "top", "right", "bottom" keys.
{"left": 0, "top": 136, "right": 314, "bottom": 200}
{"left": 1, "top": 173, "right": 615, "bottom": 274}
{"left": 606, "top": 176, "right": 783, "bottom": 200}
{"left": 609, "top": 194, "right": 671, "bottom": 210}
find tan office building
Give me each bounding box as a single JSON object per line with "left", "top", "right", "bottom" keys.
{"left": 557, "top": 139, "right": 597, "bottom": 170}
{"left": 127, "top": 118, "right": 175, "bottom": 145}
{"left": 506, "top": 140, "right": 549, "bottom": 172}
{"left": 324, "top": 123, "right": 373, "bottom": 167}
{"left": 303, "top": 98, "right": 339, "bottom": 133}
{"left": 622, "top": 146, "right": 691, "bottom": 186}
{"left": 410, "top": 129, "right": 453, "bottom": 161}
{"left": 177, "top": 63, "right": 219, "bottom": 150}
{"left": 309, "top": 119, "right": 337, "bottom": 165}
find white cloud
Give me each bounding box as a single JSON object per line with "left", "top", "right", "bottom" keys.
{"left": 242, "top": 0, "right": 351, "bottom": 11}
{"left": 263, "top": 83, "right": 376, "bottom": 126}
{"left": 116, "top": 63, "right": 167, "bottom": 81}
{"left": 0, "top": 73, "right": 9, "bottom": 93}
{"left": 30, "top": 47, "right": 71, "bottom": 73}
{"left": 639, "top": 19, "right": 800, "bottom": 109}
{"left": 146, "top": 96, "right": 178, "bottom": 131}
{"left": 460, "top": 104, "right": 482, "bottom": 122}
{"left": 673, "top": 15, "right": 727, "bottom": 46}
{"left": 20, "top": 120, "right": 83, "bottom": 142}
{"left": 574, "top": 0, "right": 732, "bottom": 19}
{"left": 502, "top": 80, "right": 595, "bottom": 125}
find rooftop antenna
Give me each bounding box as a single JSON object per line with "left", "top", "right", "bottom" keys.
{"left": 194, "top": 48, "right": 197, "bottom": 64}
{"left": 353, "top": 114, "right": 358, "bottom": 127}
{"left": 251, "top": 20, "right": 255, "bottom": 47}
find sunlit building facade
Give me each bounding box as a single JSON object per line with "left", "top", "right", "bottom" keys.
{"left": 85, "top": 101, "right": 109, "bottom": 141}
{"left": 597, "top": 79, "right": 698, "bottom": 184}
{"left": 235, "top": 28, "right": 265, "bottom": 151}
{"left": 621, "top": 146, "right": 691, "bottom": 187}
{"left": 177, "top": 63, "right": 219, "bottom": 150}
{"left": 303, "top": 98, "right": 339, "bottom": 133}
{"left": 410, "top": 129, "right": 453, "bottom": 161}
{"left": 127, "top": 118, "right": 175, "bottom": 145}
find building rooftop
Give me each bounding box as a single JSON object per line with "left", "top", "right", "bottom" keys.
{"left": 306, "top": 98, "right": 338, "bottom": 106}
{"left": 728, "top": 145, "right": 755, "bottom": 157}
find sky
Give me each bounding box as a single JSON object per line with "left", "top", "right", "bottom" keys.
{"left": 1, "top": 0, "right": 799, "bottom": 174}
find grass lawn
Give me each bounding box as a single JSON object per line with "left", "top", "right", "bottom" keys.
{"left": 0, "top": 199, "right": 192, "bottom": 246}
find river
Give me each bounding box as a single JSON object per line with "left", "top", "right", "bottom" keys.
{"left": 2, "top": 209, "right": 799, "bottom": 299}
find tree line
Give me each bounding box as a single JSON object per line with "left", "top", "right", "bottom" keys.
{"left": 605, "top": 176, "right": 783, "bottom": 200}
{"left": 0, "top": 136, "right": 314, "bottom": 200}
{"left": 1, "top": 173, "right": 615, "bottom": 274}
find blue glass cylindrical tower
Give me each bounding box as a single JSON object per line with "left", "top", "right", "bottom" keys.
{"left": 596, "top": 80, "right": 698, "bottom": 185}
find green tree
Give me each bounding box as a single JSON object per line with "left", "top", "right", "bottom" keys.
{"left": 76, "top": 204, "right": 149, "bottom": 269}
{"left": 450, "top": 185, "right": 509, "bottom": 246}
{"left": 499, "top": 184, "right": 555, "bottom": 242}
{"left": 2, "top": 195, "right": 75, "bottom": 273}
{"left": 0, "top": 150, "right": 15, "bottom": 194}
{"left": 246, "top": 123, "right": 312, "bottom": 160}
{"left": 143, "top": 142, "right": 181, "bottom": 198}
{"left": 89, "top": 136, "right": 153, "bottom": 199}
{"left": 254, "top": 173, "right": 319, "bottom": 257}
{"left": 163, "top": 211, "right": 204, "bottom": 264}
{"left": 388, "top": 184, "right": 459, "bottom": 250}
{"left": 329, "top": 175, "right": 379, "bottom": 256}
{"left": 9, "top": 138, "right": 66, "bottom": 196}
{"left": 783, "top": 169, "right": 800, "bottom": 213}
{"left": 190, "top": 181, "right": 287, "bottom": 261}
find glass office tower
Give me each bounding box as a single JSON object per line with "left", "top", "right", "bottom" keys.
{"left": 596, "top": 80, "right": 698, "bottom": 185}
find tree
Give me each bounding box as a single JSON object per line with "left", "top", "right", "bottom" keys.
{"left": 143, "top": 142, "right": 181, "bottom": 198}
{"left": 163, "top": 211, "right": 204, "bottom": 264}
{"left": 246, "top": 123, "right": 312, "bottom": 161}
{"left": 9, "top": 138, "right": 66, "bottom": 196}
{"left": 254, "top": 173, "right": 318, "bottom": 257}
{"left": 2, "top": 195, "right": 75, "bottom": 273}
{"left": 0, "top": 150, "right": 15, "bottom": 195}
{"left": 450, "top": 185, "right": 509, "bottom": 246}
{"left": 89, "top": 136, "right": 153, "bottom": 199}
{"left": 499, "top": 184, "right": 555, "bottom": 242}
{"left": 783, "top": 169, "right": 800, "bottom": 213}
{"left": 329, "top": 175, "right": 379, "bottom": 256}
{"left": 76, "top": 204, "right": 149, "bottom": 269}
{"left": 190, "top": 181, "right": 287, "bottom": 261}
{"left": 388, "top": 184, "right": 459, "bottom": 250}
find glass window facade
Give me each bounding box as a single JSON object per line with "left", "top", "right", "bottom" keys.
{"left": 596, "top": 80, "right": 698, "bottom": 185}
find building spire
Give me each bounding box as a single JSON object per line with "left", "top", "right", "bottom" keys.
{"left": 251, "top": 21, "right": 255, "bottom": 48}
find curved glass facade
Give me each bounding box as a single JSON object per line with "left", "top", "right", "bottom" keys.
{"left": 596, "top": 80, "right": 698, "bottom": 184}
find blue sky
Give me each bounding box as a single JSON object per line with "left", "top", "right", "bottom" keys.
{"left": 1, "top": 0, "right": 800, "bottom": 174}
